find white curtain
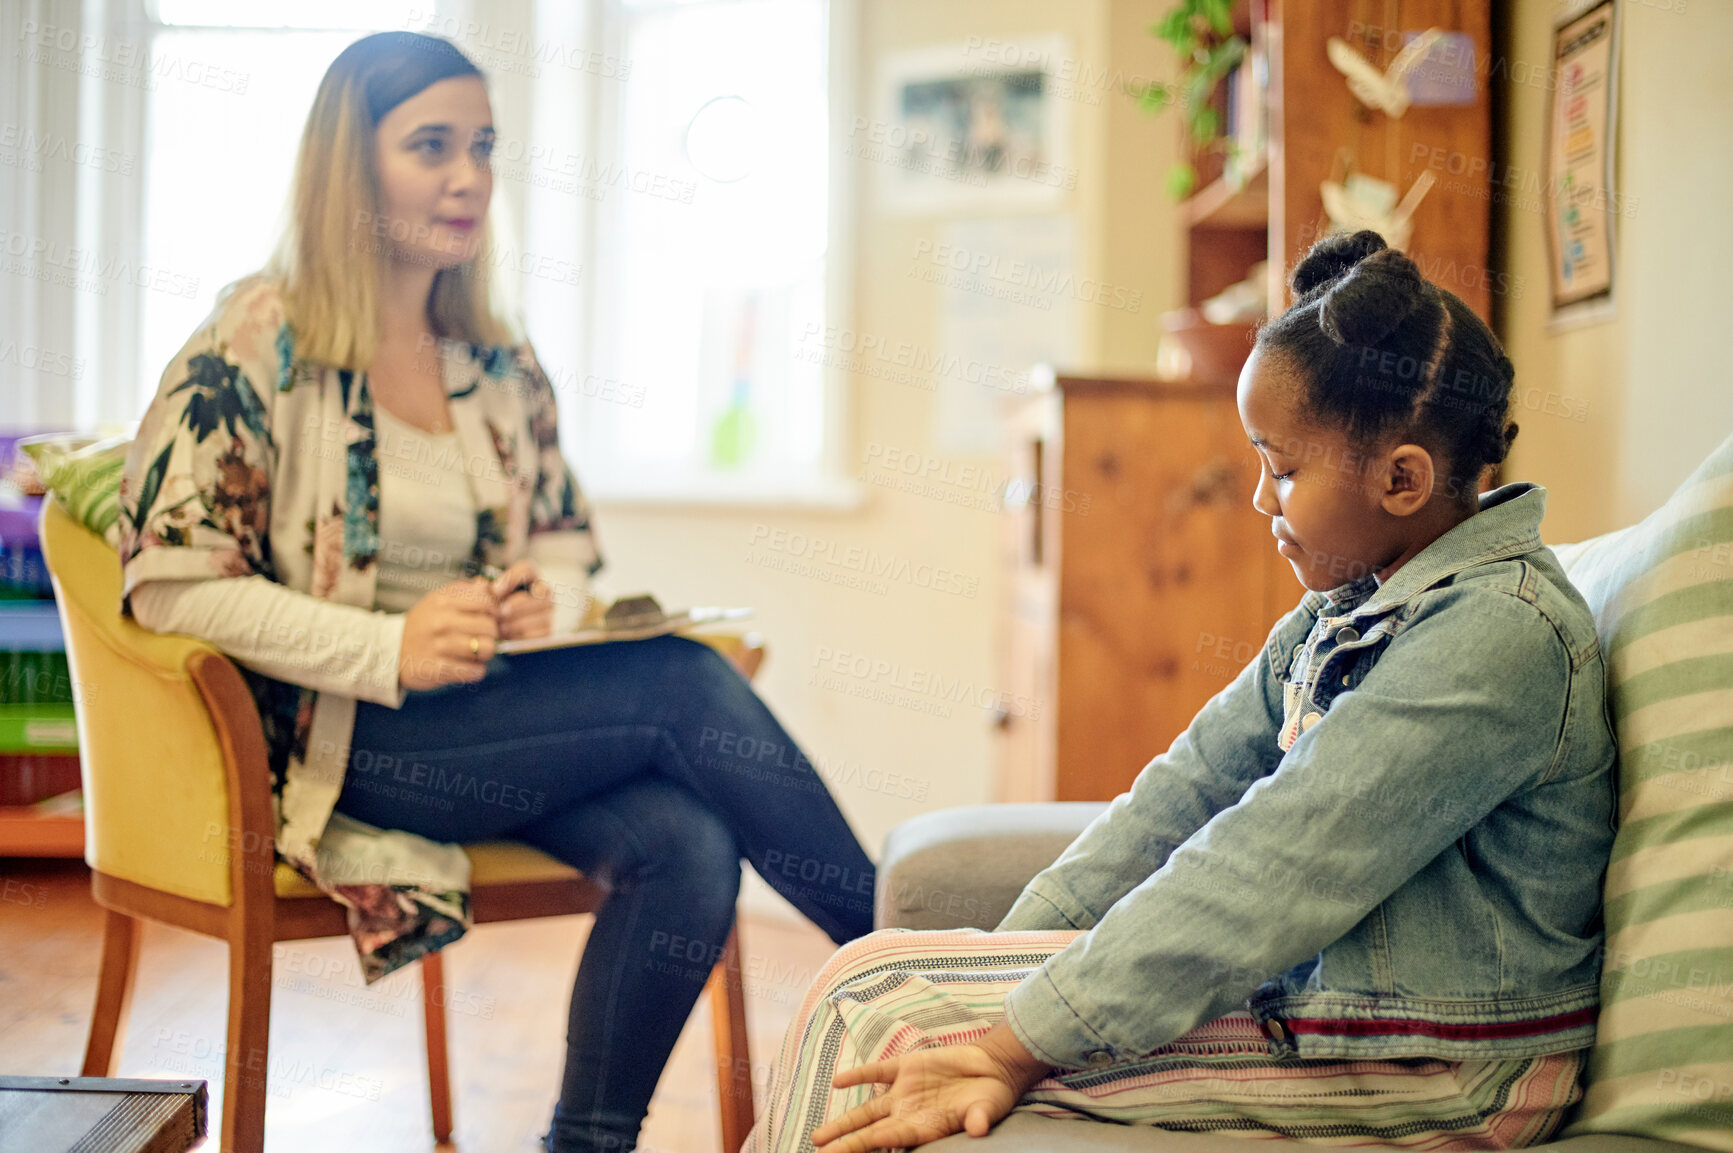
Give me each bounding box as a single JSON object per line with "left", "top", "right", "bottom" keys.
{"left": 1, "top": 0, "right": 148, "bottom": 434}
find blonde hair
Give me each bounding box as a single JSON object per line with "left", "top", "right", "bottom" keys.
{"left": 267, "top": 32, "right": 514, "bottom": 371}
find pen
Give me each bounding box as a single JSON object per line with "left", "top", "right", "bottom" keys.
{"left": 475, "top": 563, "right": 535, "bottom": 596}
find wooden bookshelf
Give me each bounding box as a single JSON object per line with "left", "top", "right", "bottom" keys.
{"left": 1185, "top": 0, "right": 1493, "bottom": 319}
{"left": 1186, "top": 154, "right": 1270, "bottom": 229}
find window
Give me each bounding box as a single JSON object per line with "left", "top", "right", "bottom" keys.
{"left": 519, "top": 0, "right": 855, "bottom": 505}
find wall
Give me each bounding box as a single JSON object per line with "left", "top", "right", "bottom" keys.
{"left": 592, "top": 0, "right": 1184, "bottom": 920}
{"left": 1496, "top": 0, "right": 1733, "bottom": 542}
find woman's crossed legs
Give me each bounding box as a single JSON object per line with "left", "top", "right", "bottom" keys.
{"left": 334, "top": 635, "right": 878, "bottom": 1152}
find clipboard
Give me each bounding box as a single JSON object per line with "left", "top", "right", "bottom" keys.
{"left": 495, "top": 596, "right": 753, "bottom": 655}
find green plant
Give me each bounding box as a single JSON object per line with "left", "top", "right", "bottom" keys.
{"left": 1132, "top": 0, "right": 1248, "bottom": 199}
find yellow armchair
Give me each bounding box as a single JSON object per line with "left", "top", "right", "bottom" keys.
{"left": 39, "top": 498, "right": 757, "bottom": 1152}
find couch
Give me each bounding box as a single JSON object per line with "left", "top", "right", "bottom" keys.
{"left": 874, "top": 433, "right": 1733, "bottom": 1152}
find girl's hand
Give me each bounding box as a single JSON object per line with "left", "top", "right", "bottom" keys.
{"left": 490, "top": 559, "right": 553, "bottom": 641}
{"left": 399, "top": 577, "right": 499, "bottom": 690}
{"left": 811, "top": 1024, "right": 1049, "bottom": 1152}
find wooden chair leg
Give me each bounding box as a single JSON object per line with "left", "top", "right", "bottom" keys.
{"left": 81, "top": 908, "right": 141, "bottom": 1077}
{"left": 422, "top": 951, "right": 454, "bottom": 1142}
{"left": 221, "top": 920, "right": 274, "bottom": 1153}
{"left": 707, "top": 923, "right": 754, "bottom": 1153}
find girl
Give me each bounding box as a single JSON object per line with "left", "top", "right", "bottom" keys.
{"left": 751, "top": 231, "right": 1617, "bottom": 1152}
{"left": 117, "top": 32, "right": 877, "bottom": 1153}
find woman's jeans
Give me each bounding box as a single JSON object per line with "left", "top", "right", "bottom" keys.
{"left": 332, "top": 635, "right": 877, "bottom": 1153}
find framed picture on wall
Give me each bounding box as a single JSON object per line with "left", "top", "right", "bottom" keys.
{"left": 861, "top": 38, "right": 1074, "bottom": 216}
{"left": 1544, "top": 0, "right": 1621, "bottom": 325}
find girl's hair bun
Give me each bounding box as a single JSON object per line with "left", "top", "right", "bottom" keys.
{"left": 1291, "top": 230, "right": 1430, "bottom": 348}
{"left": 1291, "top": 229, "right": 1390, "bottom": 297}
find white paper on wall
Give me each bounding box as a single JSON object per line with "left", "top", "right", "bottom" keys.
{"left": 930, "top": 215, "right": 1079, "bottom": 455}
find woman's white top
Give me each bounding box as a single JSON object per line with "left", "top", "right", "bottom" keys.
{"left": 370, "top": 403, "right": 480, "bottom": 613}
{"left": 130, "top": 400, "right": 591, "bottom": 709}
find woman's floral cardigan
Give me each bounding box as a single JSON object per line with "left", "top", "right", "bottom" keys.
{"left": 117, "top": 278, "right": 602, "bottom": 982}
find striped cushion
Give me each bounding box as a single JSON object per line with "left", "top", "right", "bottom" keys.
{"left": 1553, "top": 433, "right": 1733, "bottom": 1148}
{"left": 19, "top": 435, "right": 130, "bottom": 547}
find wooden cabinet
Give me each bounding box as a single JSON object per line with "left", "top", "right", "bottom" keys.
{"left": 995, "top": 0, "right": 1492, "bottom": 802}
{"left": 997, "top": 377, "right": 1301, "bottom": 803}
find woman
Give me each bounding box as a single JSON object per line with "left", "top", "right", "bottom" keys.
{"left": 117, "top": 31, "right": 876, "bottom": 1153}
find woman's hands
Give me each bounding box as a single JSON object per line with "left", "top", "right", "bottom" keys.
{"left": 488, "top": 559, "right": 554, "bottom": 641}
{"left": 811, "top": 1023, "right": 1050, "bottom": 1152}
{"left": 399, "top": 577, "right": 500, "bottom": 690}
{"left": 398, "top": 560, "right": 553, "bottom": 691}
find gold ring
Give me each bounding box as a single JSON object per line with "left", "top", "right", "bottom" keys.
{"left": 470, "top": 636, "right": 481, "bottom": 657}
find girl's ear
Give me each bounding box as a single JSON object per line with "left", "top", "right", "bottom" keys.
{"left": 1381, "top": 444, "right": 1436, "bottom": 517}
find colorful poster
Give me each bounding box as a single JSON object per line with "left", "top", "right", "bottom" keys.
{"left": 1545, "top": 0, "right": 1620, "bottom": 321}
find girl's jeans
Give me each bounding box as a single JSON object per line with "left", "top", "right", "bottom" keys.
{"left": 333, "top": 635, "right": 877, "bottom": 1153}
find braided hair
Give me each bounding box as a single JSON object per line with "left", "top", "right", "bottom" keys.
{"left": 1255, "top": 230, "right": 1518, "bottom": 500}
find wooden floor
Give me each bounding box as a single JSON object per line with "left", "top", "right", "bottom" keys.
{"left": 0, "top": 858, "right": 841, "bottom": 1152}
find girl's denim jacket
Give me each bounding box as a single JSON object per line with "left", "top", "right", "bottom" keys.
{"left": 998, "top": 483, "right": 1617, "bottom": 1068}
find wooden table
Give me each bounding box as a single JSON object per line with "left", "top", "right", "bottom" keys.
{"left": 0, "top": 1076, "right": 207, "bottom": 1152}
